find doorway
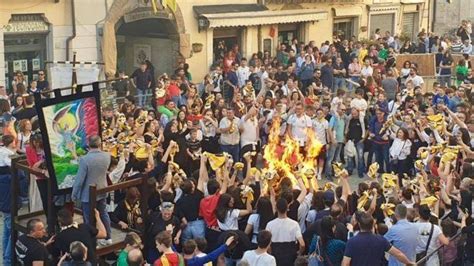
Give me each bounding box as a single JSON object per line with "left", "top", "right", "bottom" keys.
{"left": 4, "top": 34, "right": 47, "bottom": 93}
{"left": 115, "top": 17, "right": 180, "bottom": 77}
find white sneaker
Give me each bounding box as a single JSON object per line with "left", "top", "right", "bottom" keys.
{"left": 97, "top": 239, "right": 113, "bottom": 247}
{"left": 317, "top": 173, "right": 322, "bottom": 180}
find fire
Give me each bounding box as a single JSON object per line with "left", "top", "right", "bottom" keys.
{"left": 262, "top": 115, "right": 323, "bottom": 190}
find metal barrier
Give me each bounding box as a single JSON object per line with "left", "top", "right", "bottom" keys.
{"left": 415, "top": 230, "right": 463, "bottom": 265}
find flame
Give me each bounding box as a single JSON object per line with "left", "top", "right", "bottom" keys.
{"left": 262, "top": 115, "right": 323, "bottom": 190}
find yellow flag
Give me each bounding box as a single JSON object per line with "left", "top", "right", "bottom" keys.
{"left": 166, "top": 0, "right": 176, "bottom": 13}
{"left": 151, "top": 0, "right": 158, "bottom": 13}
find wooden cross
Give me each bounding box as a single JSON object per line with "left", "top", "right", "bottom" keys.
{"left": 71, "top": 52, "right": 78, "bottom": 93}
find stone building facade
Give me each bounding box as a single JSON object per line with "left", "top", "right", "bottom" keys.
{"left": 0, "top": 0, "right": 432, "bottom": 90}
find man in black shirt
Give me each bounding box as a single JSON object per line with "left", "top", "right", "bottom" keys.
{"left": 50, "top": 208, "right": 107, "bottom": 264}
{"left": 36, "top": 70, "right": 49, "bottom": 92}
{"left": 176, "top": 179, "right": 205, "bottom": 243}
{"left": 15, "top": 219, "right": 53, "bottom": 266}
{"left": 113, "top": 70, "right": 131, "bottom": 102}
{"left": 131, "top": 62, "right": 153, "bottom": 107}
{"left": 14, "top": 94, "right": 37, "bottom": 122}
{"left": 346, "top": 108, "right": 366, "bottom": 178}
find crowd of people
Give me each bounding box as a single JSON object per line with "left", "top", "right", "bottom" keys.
{"left": 0, "top": 25, "right": 473, "bottom": 266}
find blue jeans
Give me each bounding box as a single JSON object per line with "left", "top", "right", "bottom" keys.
{"left": 221, "top": 144, "right": 240, "bottom": 163}
{"left": 373, "top": 142, "right": 390, "bottom": 173}
{"left": 181, "top": 219, "right": 205, "bottom": 243}
{"left": 2, "top": 212, "right": 11, "bottom": 265}
{"left": 347, "top": 141, "right": 365, "bottom": 177}
{"left": 137, "top": 88, "right": 147, "bottom": 107}
{"left": 438, "top": 75, "right": 451, "bottom": 87}
{"left": 333, "top": 77, "right": 345, "bottom": 91}
{"left": 82, "top": 198, "right": 112, "bottom": 239}
{"left": 225, "top": 257, "right": 241, "bottom": 266}
{"left": 348, "top": 76, "right": 360, "bottom": 92}
{"left": 325, "top": 143, "right": 343, "bottom": 177}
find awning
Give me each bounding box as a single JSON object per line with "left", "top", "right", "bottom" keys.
{"left": 400, "top": 0, "right": 424, "bottom": 3}
{"left": 197, "top": 9, "right": 328, "bottom": 29}
{"left": 333, "top": 6, "right": 363, "bottom": 17}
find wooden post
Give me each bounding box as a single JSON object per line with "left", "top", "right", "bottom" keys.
{"left": 10, "top": 157, "right": 20, "bottom": 265}
{"left": 140, "top": 175, "right": 149, "bottom": 217}
{"left": 88, "top": 184, "right": 97, "bottom": 227}
{"left": 46, "top": 177, "right": 54, "bottom": 234}
{"left": 71, "top": 51, "right": 78, "bottom": 94}
{"left": 88, "top": 184, "right": 97, "bottom": 260}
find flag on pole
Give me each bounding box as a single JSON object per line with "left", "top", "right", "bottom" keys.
{"left": 161, "top": 0, "right": 176, "bottom": 13}
{"left": 151, "top": 0, "right": 158, "bottom": 13}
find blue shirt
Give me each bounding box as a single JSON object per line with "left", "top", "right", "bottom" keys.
{"left": 226, "top": 71, "right": 238, "bottom": 87}
{"left": 384, "top": 219, "right": 419, "bottom": 266}
{"left": 344, "top": 232, "right": 391, "bottom": 266}
{"left": 329, "top": 115, "right": 345, "bottom": 143}
{"left": 432, "top": 94, "right": 449, "bottom": 106}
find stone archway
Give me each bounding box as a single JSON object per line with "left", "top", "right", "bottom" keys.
{"left": 102, "top": 0, "right": 190, "bottom": 77}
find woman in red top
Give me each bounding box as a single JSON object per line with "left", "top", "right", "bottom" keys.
{"left": 25, "top": 133, "right": 48, "bottom": 213}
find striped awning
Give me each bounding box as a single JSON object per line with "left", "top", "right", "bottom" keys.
{"left": 197, "top": 9, "right": 328, "bottom": 29}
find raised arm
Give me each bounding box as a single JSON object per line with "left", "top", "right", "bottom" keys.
{"left": 197, "top": 154, "right": 209, "bottom": 193}
{"left": 295, "top": 174, "right": 307, "bottom": 204}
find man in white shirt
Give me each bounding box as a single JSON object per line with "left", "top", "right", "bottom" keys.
{"left": 350, "top": 89, "right": 368, "bottom": 118}
{"left": 259, "top": 66, "right": 271, "bottom": 95}
{"left": 266, "top": 198, "right": 305, "bottom": 266}
{"left": 405, "top": 68, "right": 424, "bottom": 91}
{"left": 237, "top": 58, "right": 251, "bottom": 88}
{"left": 239, "top": 105, "right": 259, "bottom": 165}
{"left": 313, "top": 108, "right": 330, "bottom": 179}
{"left": 281, "top": 78, "right": 298, "bottom": 96}
{"left": 360, "top": 59, "right": 373, "bottom": 78}
{"left": 415, "top": 205, "right": 450, "bottom": 266}
{"left": 287, "top": 102, "right": 312, "bottom": 147}
{"left": 242, "top": 230, "right": 277, "bottom": 266}
{"left": 219, "top": 108, "right": 241, "bottom": 162}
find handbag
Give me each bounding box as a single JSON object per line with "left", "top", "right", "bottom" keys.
{"left": 416, "top": 223, "right": 434, "bottom": 266}
{"left": 308, "top": 236, "right": 334, "bottom": 266}
{"left": 308, "top": 236, "right": 324, "bottom": 266}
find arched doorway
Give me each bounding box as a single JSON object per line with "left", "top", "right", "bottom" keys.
{"left": 115, "top": 15, "right": 180, "bottom": 76}
{"left": 102, "top": 0, "right": 190, "bottom": 77}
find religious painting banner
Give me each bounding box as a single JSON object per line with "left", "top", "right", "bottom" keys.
{"left": 34, "top": 83, "right": 101, "bottom": 191}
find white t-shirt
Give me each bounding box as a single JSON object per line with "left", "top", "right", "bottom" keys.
{"left": 240, "top": 116, "right": 259, "bottom": 148}
{"left": 247, "top": 214, "right": 260, "bottom": 243}
{"left": 0, "top": 147, "right": 15, "bottom": 167}
{"left": 415, "top": 222, "right": 442, "bottom": 266}
{"left": 406, "top": 75, "right": 424, "bottom": 87}
{"left": 330, "top": 97, "right": 342, "bottom": 114}
{"left": 260, "top": 71, "right": 269, "bottom": 92}
{"left": 219, "top": 117, "right": 240, "bottom": 145}
{"left": 242, "top": 250, "right": 277, "bottom": 266}
{"left": 218, "top": 209, "right": 240, "bottom": 231}
{"left": 287, "top": 114, "right": 312, "bottom": 146}
{"left": 350, "top": 98, "right": 368, "bottom": 117}
{"left": 361, "top": 66, "right": 373, "bottom": 77}
{"left": 237, "top": 66, "right": 251, "bottom": 88}
{"left": 312, "top": 118, "right": 329, "bottom": 145}
{"left": 265, "top": 217, "right": 302, "bottom": 243}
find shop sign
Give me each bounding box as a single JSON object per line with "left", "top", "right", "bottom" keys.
{"left": 124, "top": 9, "right": 171, "bottom": 23}
{"left": 3, "top": 21, "right": 49, "bottom": 33}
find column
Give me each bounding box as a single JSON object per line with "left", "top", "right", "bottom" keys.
{"left": 0, "top": 28, "right": 5, "bottom": 87}
{"left": 206, "top": 28, "right": 213, "bottom": 68}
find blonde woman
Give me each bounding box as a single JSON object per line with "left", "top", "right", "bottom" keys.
{"left": 17, "top": 119, "right": 32, "bottom": 154}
